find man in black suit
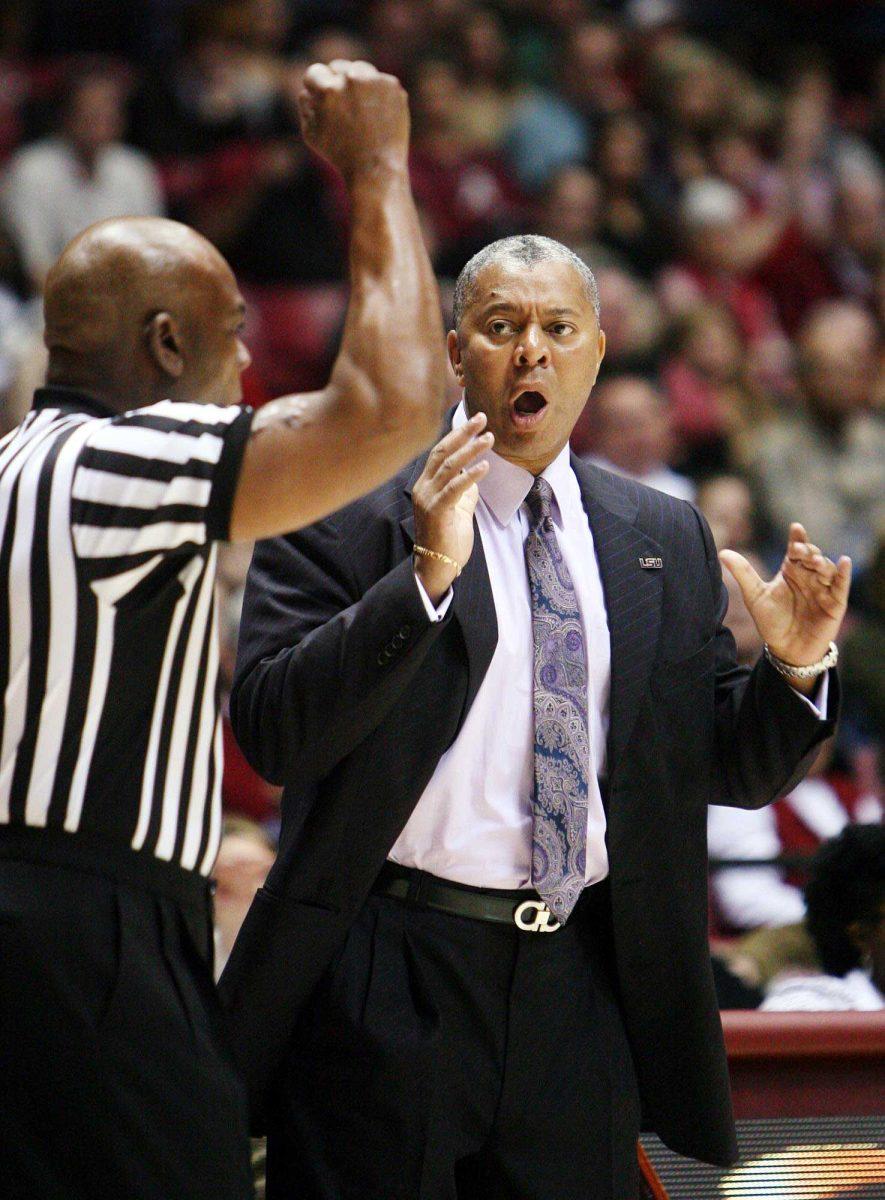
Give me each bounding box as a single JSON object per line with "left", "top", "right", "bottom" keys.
{"left": 221, "top": 235, "right": 849, "bottom": 1199}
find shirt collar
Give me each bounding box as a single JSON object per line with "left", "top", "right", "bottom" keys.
{"left": 32, "top": 385, "right": 118, "bottom": 419}
{"left": 453, "top": 399, "right": 571, "bottom": 529}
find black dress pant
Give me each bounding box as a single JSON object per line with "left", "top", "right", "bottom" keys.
{"left": 268, "top": 881, "right": 641, "bottom": 1200}
{"left": 0, "top": 850, "right": 252, "bottom": 1200}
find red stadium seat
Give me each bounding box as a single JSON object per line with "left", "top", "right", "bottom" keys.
{"left": 241, "top": 284, "right": 347, "bottom": 397}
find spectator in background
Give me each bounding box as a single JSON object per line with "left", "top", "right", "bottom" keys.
{"left": 364, "top": 0, "right": 427, "bottom": 81}
{"left": 574, "top": 375, "right": 695, "bottom": 501}
{"left": 661, "top": 303, "right": 776, "bottom": 474}
{"left": 559, "top": 16, "right": 633, "bottom": 125}
{"left": 0, "top": 221, "right": 31, "bottom": 421}
{"left": 535, "top": 164, "right": 624, "bottom": 274}
{"left": 709, "top": 737, "right": 868, "bottom": 934}
{"left": 408, "top": 55, "right": 527, "bottom": 272}
{"left": 708, "top": 557, "right": 877, "bottom": 934}
{"left": 696, "top": 474, "right": 757, "bottom": 554}
{"left": 649, "top": 39, "right": 729, "bottom": 143}
{"left": 501, "top": 39, "right": 590, "bottom": 193}
{"left": 130, "top": 1, "right": 286, "bottom": 164}
{"left": 707, "top": 123, "right": 836, "bottom": 338}
{"left": 128, "top": 0, "right": 300, "bottom": 226}
{"left": 456, "top": 5, "right": 521, "bottom": 153}
{"left": 593, "top": 264, "right": 665, "bottom": 376}
{"left": 213, "top": 817, "right": 277, "bottom": 980}
{"left": 657, "top": 177, "right": 792, "bottom": 395}
{"left": 829, "top": 167, "right": 884, "bottom": 306}
{"left": 782, "top": 56, "right": 882, "bottom": 194}
{"left": 762, "top": 825, "right": 885, "bottom": 1011}
{"left": 595, "top": 110, "right": 670, "bottom": 278}
{"left": 748, "top": 299, "right": 885, "bottom": 570}
{"left": 192, "top": 57, "right": 347, "bottom": 284}
{"left": 503, "top": 16, "right": 633, "bottom": 197}
{"left": 0, "top": 53, "right": 29, "bottom": 165}
{"left": 1, "top": 67, "right": 162, "bottom": 292}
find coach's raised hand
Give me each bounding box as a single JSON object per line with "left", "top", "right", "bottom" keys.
{"left": 720, "top": 522, "right": 851, "bottom": 695}
{"left": 412, "top": 416, "right": 493, "bottom": 604}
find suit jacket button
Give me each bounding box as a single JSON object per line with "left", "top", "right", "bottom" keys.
{"left": 399, "top": 624, "right": 412, "bottom": 638}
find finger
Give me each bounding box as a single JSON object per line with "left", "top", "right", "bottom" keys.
{"left": 454, "top": 479, "right": 481, "bottom": 519}
{"left": 789, "top": 541, "right": 821, "bottom": 559}
{"left": 425, "top": 414, "right": 487, "bottom": 469}
{"left": 434, "top": 432, "right": 494, "bottom": 485}
{"left": 786, "top": 541, "right": 822, "bottom": 570}
{"left": 335, "top": 60, "right": 378, "bottom": 80}
{"left": 810, "top": 557, "right": 837, "bottom": 586}
{"left": 788, "top": 522, "right": 808, "bottom": 545}
{"left": 303, "top": 62, "right": 344, "bottom": 92}
{"left": 437, "top": 459, "right": 489, "bottom": 505}
{"left": 781, "top": 556, "right": 845, "bottom": 617}
{"left": 719, "top": 549, "right": 766, "bottom": 604}
{"left": 830, "top": 556, "right": 852, "bottom": 606}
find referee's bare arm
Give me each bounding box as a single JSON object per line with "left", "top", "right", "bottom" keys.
{"left": 229, "top": 61, "right": 447, "bottom": 543}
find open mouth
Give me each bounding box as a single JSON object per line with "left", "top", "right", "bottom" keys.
{"left": 510, "top": 390, "right": 549, "bottom": 428}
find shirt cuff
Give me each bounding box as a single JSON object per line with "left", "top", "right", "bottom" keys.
{"left": 790, "top": 670, "right": 830, "bottom": 720}
{"left": 414, "top": 572, "right": 453, "bottom": 622}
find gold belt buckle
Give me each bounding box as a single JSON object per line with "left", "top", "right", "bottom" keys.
{"left": 513, "top": 899, "right": 561, "bottom": 933}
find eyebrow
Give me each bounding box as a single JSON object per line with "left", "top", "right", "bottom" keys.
{"left": 478, "top": 301, "right": 583, "bottom": 318}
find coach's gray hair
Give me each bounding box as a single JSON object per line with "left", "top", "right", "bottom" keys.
{"left": 451, "top": 235, "right": 600, "bottom": 329}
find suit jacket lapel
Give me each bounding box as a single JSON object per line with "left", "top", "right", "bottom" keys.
{"left": 401, "top": 452, "right": 498, "bottom": 728}
{"left": 571, "top": 455, "right": 664, "bottom": 779}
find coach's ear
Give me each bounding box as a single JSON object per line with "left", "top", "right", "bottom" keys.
{"left": 145, "top": 312, "right": 185, "bottom": 380}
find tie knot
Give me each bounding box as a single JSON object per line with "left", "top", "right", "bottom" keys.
{"left": 526, "top": 477, "right": 554, "bottom": 528}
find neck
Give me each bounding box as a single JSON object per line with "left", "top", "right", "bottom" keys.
{"left": 70, "top": 142, "right": 100, "bottom": 176}
{"left": 45, "top": 358, "right": 154, "bottom": 415}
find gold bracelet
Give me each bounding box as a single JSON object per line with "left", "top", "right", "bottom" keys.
{"left": 413, "top": 544, "right": 462, "bottom": 577}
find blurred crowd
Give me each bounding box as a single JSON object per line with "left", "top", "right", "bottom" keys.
{"left": 0, "top": 1, "right": 882, "bottom": 1005}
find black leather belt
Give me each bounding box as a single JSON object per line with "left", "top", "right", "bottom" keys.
{"left": 372, "top": 861, "right": 563, "bottom": 932}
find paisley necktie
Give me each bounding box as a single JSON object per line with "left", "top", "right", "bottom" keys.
{"left": 524, "top": 476, "right": 590, "bottom": 924}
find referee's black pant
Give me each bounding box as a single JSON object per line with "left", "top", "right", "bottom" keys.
{"left": 268, "top": 872, "right": 642, "bottom": 1200}
{"left": 0, "top": 828, "right": 252, "bottom": 1200}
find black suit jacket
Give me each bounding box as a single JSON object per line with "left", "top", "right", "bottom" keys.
{"left": 220, "top": 451, "right": 836, "bottom": 1165}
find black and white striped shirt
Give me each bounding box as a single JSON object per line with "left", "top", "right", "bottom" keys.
{"left": 0, "top": 387, "right": 254, "bottom": 876}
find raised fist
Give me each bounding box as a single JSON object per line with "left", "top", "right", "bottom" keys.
{"left": 297, "top": 59, "right": 409, "bottom": 182}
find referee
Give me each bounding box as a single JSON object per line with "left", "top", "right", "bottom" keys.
{"left": 0, "top": 61, "right": 448, "bottom": 1200}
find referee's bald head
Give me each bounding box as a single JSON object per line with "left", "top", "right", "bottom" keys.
{"left": 43, "top": 217, "right": 251, "bottom": 412}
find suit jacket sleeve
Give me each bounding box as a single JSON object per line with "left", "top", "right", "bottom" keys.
{"left": 231, "top": 518, "right": 453, "bottom": 786}
{"left": 699, "top": 506, "right": 839, "bottom": 809}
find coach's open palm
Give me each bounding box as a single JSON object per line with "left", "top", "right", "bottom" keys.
{"left": 412, "top": 415, "right": 493, "bottom": 604}
{"left": 720, "top": 522, "right": 851, "bottom": 678}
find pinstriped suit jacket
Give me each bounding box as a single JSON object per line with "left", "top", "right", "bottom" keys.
{"left": 221, "top": 448, "right": 836, "bottom": 1164}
